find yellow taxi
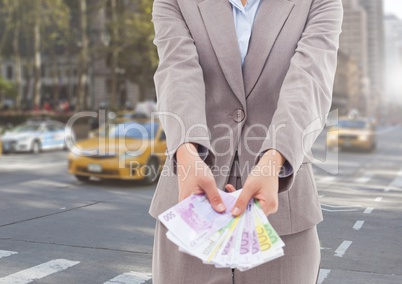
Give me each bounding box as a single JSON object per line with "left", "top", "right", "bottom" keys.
{"left": 68, "top": 119, "right": 166, "bottom": 184}
{"left": 327, "top": 118, "right": 377, "bottom": 152}
{"left": 88, "top": 111, "right": 150, "bottom": 138}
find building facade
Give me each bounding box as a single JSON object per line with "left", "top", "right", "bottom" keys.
{"left": 333, "top": 51, "right": 364, "bottom": 115}
{"left": 336, "top": 0, "right": 369, "bottom": 116}
{"left": 384, "top": 14, "right": 402, "bottom": 105}
{"left": 358, "top": 0, "right": 385, "bottom": 118}
{"left": 337, "top": 0, "right": 385, "bottom": 118}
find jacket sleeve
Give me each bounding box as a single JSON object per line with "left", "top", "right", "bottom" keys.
{"left": 255, "top": 0, "right": 343, "bottom": 192}
{"left": 152, "top": 0, "right": 215, "bottom": 173}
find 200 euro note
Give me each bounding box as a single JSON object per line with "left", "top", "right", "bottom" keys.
{"left": 251, "top": 202, "right": 284, "bottom": 266}
{"left": 253, "top": 201, "right": 285, "bottom": 252}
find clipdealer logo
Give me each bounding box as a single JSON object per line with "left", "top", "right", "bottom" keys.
{"left": 64, "top": 109, "right": 340, "bottom": 176}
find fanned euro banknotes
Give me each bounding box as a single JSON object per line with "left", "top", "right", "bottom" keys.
{"left": 158, "top": 189, "right": 285, "bottom": 271}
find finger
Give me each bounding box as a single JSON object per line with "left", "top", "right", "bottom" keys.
{"left": 232, "top": 190, "right": 253, "bottom": 216}
{"left": 225, "top": 184, "right": 236, "bottom": 193}
{"left": 200, "top": 177, "right": 226, "bottom": 213}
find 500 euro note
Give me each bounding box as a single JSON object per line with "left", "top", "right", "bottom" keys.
{"left": 158, "top": 190, "right": 237, "bottom": 249}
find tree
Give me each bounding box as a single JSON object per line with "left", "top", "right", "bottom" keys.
{"left": 110, "top": 0, "right": 119, "bottom": 109}
{"left": 41, "top": 0, "right": 70, "bottom": 107}
{"left": 119, "top": 0, "right": 158, "bottom": 102}
{"left": 104, "top": 0, "right": 158, "bottom": 105}
{"left": 0, "top": 75, "right": 17, "bottom": 109}
{"left": 32, "top": 0, "right": 41, "bottom": 109}
{"left": 13, "top": 0, "right": 22, "bottom": 110}
{"left": 0, "top": 0, "right": 158, "bottom": 111}
{"left": 76, "top": 0, "right": 89, "bottom": 111}
{"left": 30, "top": 0, "right": 71, "bottom": 109}
{"left": 1, "top": 0, "right": 22, "bottom": 109}
{"left": 0, "top": 0, "right": 71, "bottom": 110}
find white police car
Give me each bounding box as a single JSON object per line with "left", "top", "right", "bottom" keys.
{"left": 1, "top": 119, "right": 75, "bottom": 154}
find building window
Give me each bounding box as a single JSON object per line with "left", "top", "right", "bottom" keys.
{"left": 6, "top": 65, "right": 13, "bottom": 80}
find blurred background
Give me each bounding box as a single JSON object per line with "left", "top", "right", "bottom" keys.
{"left": 0, "top": 1, "right": 401, "bottom": 283}
{"left": 334, "top": 0, "right": 402, "bottom": 124}
{"left": 0, "top": 0, "right": 400, "bottom": 119}
{"left": 0, "top": 0, "right": 157, "bottom": 130}
{"left": 0, "top": 0, "right": 400, "bottom": 139}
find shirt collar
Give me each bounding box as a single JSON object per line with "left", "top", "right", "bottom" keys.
{"left": 229, "top": 0, "right": 258, "bottom": 12}
{"left": 229, "top": 0, "right": 244, "bottom": 11}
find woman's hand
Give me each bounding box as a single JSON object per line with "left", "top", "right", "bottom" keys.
{"left": 176, "top": 143, "right": 226, "bottom": 213}
{"left": 231, "top": 149, "right": 285, "bottom": 216}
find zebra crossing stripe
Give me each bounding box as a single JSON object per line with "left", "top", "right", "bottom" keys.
{"left": 104, "top": 271, "right": 152, "bottom": 284}
{"left": 317, "top": 269, "right": 331, "bottom": 284}
{"left": 334, "top": 241, "right": 352, "bottom": 257}
{"left": 0, "top": 259, "right": 79, "bottom": 284}
{"left": 353, "top": 220, "right": 365, "bottom": 230}
{"left": 0, "top": 250, "right": 17, "bottom": 259}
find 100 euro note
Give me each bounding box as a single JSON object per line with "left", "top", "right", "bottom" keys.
{"left": 206, "top": 199, "right": 281, "bottom": 271}
{"left": 238, "top": 201, "right": 261, "bottom": 269}
{"left": 210, "top": 214, "right": 242, "bottom": 268}
{"left": 202, "top": 217, "right": 241, "bottom": 265}
{"left": 226, "top": 201, "right": 252, "bottom": 269}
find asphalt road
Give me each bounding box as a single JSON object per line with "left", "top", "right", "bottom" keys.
{"left": 315, "top": 126, "right": 402, "bottom": 284}
{"left": 0, "top": 126, "right": 401, "bottom": 284}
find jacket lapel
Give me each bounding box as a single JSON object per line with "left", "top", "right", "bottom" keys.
{"left": 243, "top": 0, "right": 295, "bottom": 97}
{"left": 198, "top": 0, "right": 246, "bottom": 107}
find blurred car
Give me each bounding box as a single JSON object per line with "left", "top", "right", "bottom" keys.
{"left": 68, "top": 119, "right": 166, "bottom": 184}
{"left": 327, "top": 118, "right": 376, "bottom": 152}
{"left": 115, "top": 111, "right": 150, "bottom": 121}
{"left": 88, "top": 111, "right": 150, "bottom": 138}
{"left": 1, "top": 119, "right": 75, "bottom": 154}
{"left": 0, "top": 124, "right": 13, "bottom": 154}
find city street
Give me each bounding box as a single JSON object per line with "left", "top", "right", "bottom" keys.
{"left": 0, "top": 126, "right": 401, "bottom": 283}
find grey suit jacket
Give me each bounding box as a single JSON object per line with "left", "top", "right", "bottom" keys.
{"left": 149, "top": 0, "right": 343, "bottom": 235}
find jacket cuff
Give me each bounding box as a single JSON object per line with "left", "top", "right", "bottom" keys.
{"left": 254, "top": 149, "right": 293, "bottom": 178}
{"left": 171, "top": 143, "right": 215, "bottom": 175}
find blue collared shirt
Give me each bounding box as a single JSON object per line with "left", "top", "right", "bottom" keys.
{"left": 229, "top": 0, "right": 261, "bottom": 64}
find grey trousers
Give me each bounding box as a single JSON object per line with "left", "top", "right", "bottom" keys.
{"left": 151, "top": 174, "right": 321, "bottom": 284}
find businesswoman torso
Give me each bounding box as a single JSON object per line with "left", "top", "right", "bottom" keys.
{"left": 149, "top": 0, "right": 343, "bottom": 283}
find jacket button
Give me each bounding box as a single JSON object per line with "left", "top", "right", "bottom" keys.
{"left": 233, "top": 109, "right": 245, "bottom": 123}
